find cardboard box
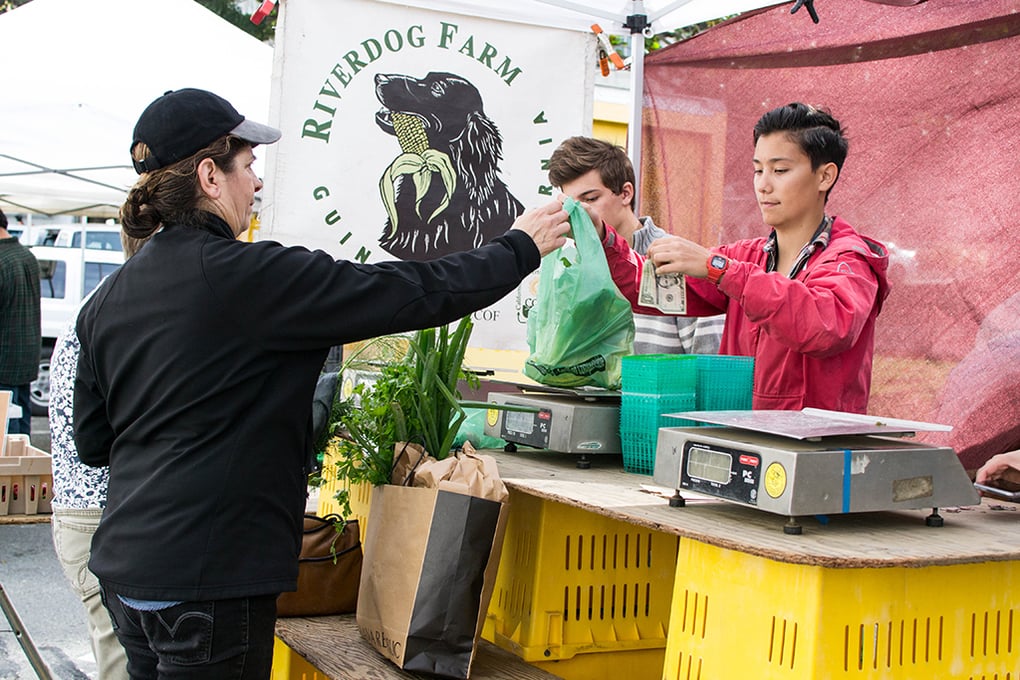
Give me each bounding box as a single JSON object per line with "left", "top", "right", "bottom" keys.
{"left": 3, "top": 432, "right": 28, "bottom": 457}
{"left": 0, "top": 437, "right": 53, "bottom": 516}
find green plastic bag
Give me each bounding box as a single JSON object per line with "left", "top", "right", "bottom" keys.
{"left": 524, "top": 197, "right": 634, "bottom": 389}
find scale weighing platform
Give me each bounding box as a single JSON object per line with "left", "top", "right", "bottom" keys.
{"left": 652, "top": 408, "right": 980, "bottom": 533}
{"left": 483, "top": 385, "right": 621, "bottom": 467}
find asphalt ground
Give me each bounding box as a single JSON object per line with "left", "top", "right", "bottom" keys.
{"left": 1, "top": 415, "right": 95, "bottom": 680}
{"left": 0, "top": 524, "right": 93, "bottom": 679}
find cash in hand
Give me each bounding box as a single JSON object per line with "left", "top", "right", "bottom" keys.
{"left": 638, "top": 259, "right": 687, "bottom": 314}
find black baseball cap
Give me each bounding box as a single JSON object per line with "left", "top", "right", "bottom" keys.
{"left": 131, "top": 88, "right": 281, "bottom": 174}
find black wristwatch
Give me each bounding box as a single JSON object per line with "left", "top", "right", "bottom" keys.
{"left": 706, "top": 254, "right": 729, "bottom": 285}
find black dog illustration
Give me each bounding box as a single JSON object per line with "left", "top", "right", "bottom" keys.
{"left": 375, "top": 72, "right": 524, "bottom": 261}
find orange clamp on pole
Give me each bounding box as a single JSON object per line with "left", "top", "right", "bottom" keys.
{"left": 591, "top": 24, "right": 625, "bottom": 71}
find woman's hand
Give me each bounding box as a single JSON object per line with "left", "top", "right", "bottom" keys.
{"left": 511, "top": 200, "right": 570, "bottom": 257}
{"left": 645, "top": 236, "right": 712, "bottom": 277}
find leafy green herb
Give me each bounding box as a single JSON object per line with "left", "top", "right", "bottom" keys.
{"left": 321, "top": 317, "right": 476, "bottom": 517}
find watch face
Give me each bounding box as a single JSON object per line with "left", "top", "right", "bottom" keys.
{"left": 710, "top": 255, "right": 727, "bottom": 269}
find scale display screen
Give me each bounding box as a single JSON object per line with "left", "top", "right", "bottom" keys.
{"left": 686, "top": 447, "right": 732, "bottom": 484}
{"left": 499, "top": 406, "right": 552, "bottom": 448}
{"left": 681, "top": 441, "right": 761, "bottom": 504}
{"left": 504, "top": 410, "right": 535, "bottom": 435}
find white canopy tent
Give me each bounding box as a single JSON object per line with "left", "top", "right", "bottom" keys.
{"left": 374, "top": 0, "right": 791, "bottom": 195}
{"left": 0, "top": 0, "right": 789, "bottom": 218}
{"left": 0, "top": 0, "right": 273, "bottom": 218}
{"left": 376, "top": 0, "right": 791, "bottom": 36}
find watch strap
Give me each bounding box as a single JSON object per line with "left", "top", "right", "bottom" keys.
{"left": 706, "top": 254, "right": 729, "bottom": 285}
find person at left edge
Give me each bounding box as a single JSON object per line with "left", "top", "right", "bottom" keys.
{"left": 73, "top": 87, "right": 570, "bottom": 680}
{"left": 0, "top": 207, "right": 41, "bottom": 435}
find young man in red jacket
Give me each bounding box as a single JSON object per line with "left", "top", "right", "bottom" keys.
{"left": 594, "top": 102, "right": 890, "bottom": 413}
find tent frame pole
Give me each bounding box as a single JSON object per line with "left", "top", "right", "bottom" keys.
{"left": 625, "top": 6, "right": 651, "bottom": 215}
{"left": 0, "top": 582, "right": 53, "bottom": 679}
{"left": 536, "top": 0, "right": 664, "bottom": 213}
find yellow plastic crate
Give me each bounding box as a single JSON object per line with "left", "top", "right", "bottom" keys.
{"left": 664, "top": 540, "right": 1020, "bottom": 679}
{"left": 534, "top": 647, "right": 665, "bottom": 680}
{"left": 317, "top": 446, "right": 373, "bottom": 544}
{"left": 270, "top": 637, "right": 328, "bottom": 680}
{"left": 483, "top": 490, "right": 679, "bottom": 662}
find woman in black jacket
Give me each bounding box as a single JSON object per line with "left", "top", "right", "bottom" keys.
{"left": 73, "top": 88, "right": 569, "bottom": 680}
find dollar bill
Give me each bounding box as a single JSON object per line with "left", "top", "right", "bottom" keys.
{"left": 638, "top": 259, "right": 687, "bottom": 314}
{"left": 638, "top": 259, "right": 658, "bottom": 307}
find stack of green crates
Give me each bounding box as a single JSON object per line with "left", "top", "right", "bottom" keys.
{"left": 619, "top": 354, "right": 755, "bottom": 474}
{"left": 619, "top": 355, "right": 697, "bottom": 474}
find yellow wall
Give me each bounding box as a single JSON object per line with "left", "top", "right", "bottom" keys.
{"left": 593, "top": 98, "right": 629, "bottom": 147}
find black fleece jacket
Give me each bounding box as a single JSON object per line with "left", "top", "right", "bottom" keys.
{"left": 74, "top": 213, "right": 538, "bottom": 601}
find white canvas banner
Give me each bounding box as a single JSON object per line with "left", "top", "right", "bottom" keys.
{"left": 261, "top": 0, "right": 595, "bottom": 351}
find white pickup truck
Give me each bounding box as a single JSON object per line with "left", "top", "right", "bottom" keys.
{"left": 28, "top": 227, "right": 124, "bottom": 414}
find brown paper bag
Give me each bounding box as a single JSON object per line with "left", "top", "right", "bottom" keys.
{"left": 356, "top": 443, "right": 508, "bottom": 679}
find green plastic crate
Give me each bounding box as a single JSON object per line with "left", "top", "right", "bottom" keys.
{"left": 620, "top": 392, "right": 696, "bottom": 474}
{"left": 620, "top": 429, "right": 657, "bottom": 474}
{"left": 619, "top": 354, "right": 754, "bottom": 473}
{"left": 695, "top": 355, "right": 754, "bottom": 410}
{"left": 621, "top": 354, "right": 697, "bottom": 395}
{"left": 620, "top": 392, "right": 696, "bottom": 432}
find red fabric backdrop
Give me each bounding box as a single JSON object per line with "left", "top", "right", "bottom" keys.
{"left": 640, "top": 0, "right": 1020, "bottom": 469}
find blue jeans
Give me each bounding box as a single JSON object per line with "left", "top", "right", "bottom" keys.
{"left": 100, "top": 586, "right": 277, "bottom": 680}
{"left": 0, "top": 383, "right": 31, "bottom": 435}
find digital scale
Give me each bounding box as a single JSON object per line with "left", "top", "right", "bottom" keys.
{"left": 652, "top": 408, "right": 980, "bottom": 533}
{"left": 484, "top": 387, "right": 621, "bottom": 467}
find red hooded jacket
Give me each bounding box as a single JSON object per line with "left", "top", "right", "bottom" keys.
{"left": 603, "top": 216, "right": 890, "bottom": 413}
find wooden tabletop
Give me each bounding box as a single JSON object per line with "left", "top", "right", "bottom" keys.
{"left": 0, "top": 513, "right": 50, "bottom": 525}
{"left": 275, "top": 615, "right": 561, "bottom": 680}
{"left": 487, "top": 449, "right": 1020, "bottom": 569}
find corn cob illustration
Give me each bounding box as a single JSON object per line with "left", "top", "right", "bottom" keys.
{"left": 380, "top": 110, "right": 457, "bottom": 236}
{"left": 391, "top": 111, "right": 429, "bottom": 155}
